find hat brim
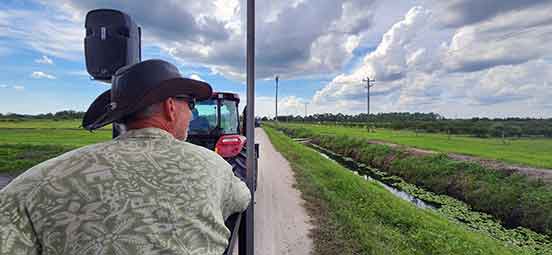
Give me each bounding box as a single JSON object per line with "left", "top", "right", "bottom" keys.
{"left": 83, "top": 77, "right": 212, "bottom": 131}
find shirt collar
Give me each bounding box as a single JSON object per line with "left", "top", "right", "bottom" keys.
{"left": 116, "top": 127, "right": 176, "bottom": 140}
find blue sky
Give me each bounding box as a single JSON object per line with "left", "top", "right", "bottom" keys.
{"left": 1, "top": 0, "right": 552, "bottom": 118}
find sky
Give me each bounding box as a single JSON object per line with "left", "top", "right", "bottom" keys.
{"left": 1, "top": 0, "right": 552, "bottom": 118}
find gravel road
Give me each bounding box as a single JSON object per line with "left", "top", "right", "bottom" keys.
{"left": 253, "top": 128, "right": 313, "bottom": 255}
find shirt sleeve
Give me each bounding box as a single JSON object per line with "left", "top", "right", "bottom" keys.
{"left": 0, "top": 193, "right": 40, "bottom": 255}
{"left": 222, "top": 169, "right": 251, "bottom": 220}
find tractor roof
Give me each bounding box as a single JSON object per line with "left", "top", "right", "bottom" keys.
{"left": 212, "top": 92, "right": 240, "bottom": 102}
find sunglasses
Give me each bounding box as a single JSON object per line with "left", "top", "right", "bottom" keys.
{"left": 174, "top": 95, "right": 196, "bottom": 110}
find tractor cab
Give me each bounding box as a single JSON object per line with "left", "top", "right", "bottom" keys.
{"left": 187, "top": 92, "right": 242, "bottom": 151}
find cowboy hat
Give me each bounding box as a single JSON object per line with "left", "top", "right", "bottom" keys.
{"left": 82, "top": 59, "right": 212, "bottom": 130}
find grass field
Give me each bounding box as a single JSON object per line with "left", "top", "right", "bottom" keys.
{"left": 264, "top": 126, "right": 528, "bottom": 255}
{"left": 0, "top": 119, "right": 111, "bottom": 173}
{"left": 278, "top": 122, "right": 552, "bottom": 169}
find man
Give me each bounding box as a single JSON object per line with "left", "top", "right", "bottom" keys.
{"left": 0, "top": 59, "right": 251, "bottom": 255}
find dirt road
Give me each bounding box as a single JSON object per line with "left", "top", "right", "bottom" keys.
{"left": 254, "top": 128, "right": 313, "bottom": 255}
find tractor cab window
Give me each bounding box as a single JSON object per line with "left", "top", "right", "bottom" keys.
{"left": 220, "top": 100, "right": 239, "bottom": 134}
{"left": 189, "top": 99, "right": 217, "bottom": 135}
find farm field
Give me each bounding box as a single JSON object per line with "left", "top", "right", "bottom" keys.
{"left": 278, "top": 122, "right": 552, "bottom": 169}
{"left": 0, "top": 119, "right": 111, "bottom": 174}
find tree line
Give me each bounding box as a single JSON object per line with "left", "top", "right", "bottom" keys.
{"left": 264, "top": 112, "right": 552, "bottom": 138}
{"left": 0, "top": 110, "right": 85, "bottom": 120}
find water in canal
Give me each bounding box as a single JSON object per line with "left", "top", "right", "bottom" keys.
{"left": 304, "top": 141, "right": 552, "bottom": 254}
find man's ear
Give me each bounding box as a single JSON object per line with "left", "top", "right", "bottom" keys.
{"left": 162, "top": 97, "right": 177, "bottom": 122}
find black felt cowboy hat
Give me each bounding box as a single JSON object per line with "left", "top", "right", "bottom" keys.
{"left": 82, "top": 59, "right": 212, "bottom": 130}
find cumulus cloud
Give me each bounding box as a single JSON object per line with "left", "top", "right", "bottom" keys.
{"left": 31, "top": 71, "right": 56, "bottom": 79}
{"left": 0, "top": 9, "right": 83, "bottom": 60}
{"left": 28, "top": 0, "right": 377, "bottom": 80}
{"left": 189, "top": 74, "right": 205, "bottom": 82}
{"left": 313, "top": 6, "right": 432, "bottom": 104}
{"left": 441, "top": 4, "right": 552, "bottom": 73}
{"left": 437, "top": 0, "right": 551, "bottom": 28}
{"left": 311, "top": 2, "right": 552, "bottom": 117}
{"left": 35, "top": 55, "right": 53, "bottom": 65}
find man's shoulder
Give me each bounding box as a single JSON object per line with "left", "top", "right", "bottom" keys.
{"left": 169, "top": 140, "right": 230, "bottom": 169}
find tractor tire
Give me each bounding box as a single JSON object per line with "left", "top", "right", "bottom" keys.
{"left": 226, "top": 146, "right": 257, "bottom": 191}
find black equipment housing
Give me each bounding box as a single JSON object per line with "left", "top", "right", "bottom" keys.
{"left": 85, "top": 9, "right": 141, "bottom": 82}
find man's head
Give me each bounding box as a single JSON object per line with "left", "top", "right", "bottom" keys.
{"left": 82, "top": 59, "right": 212, "bottom": 135}
{"left": 124, "top": 95, "right": 195, "bottom": 140}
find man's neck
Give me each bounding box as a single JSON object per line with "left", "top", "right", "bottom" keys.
{"left": 126, "top": 118, "right": 176, "bottom": 138}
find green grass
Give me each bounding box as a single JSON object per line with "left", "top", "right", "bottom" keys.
{"left": 0, "top": 129, "right": 111, "bottom": 146}
{"left": 0, "top": 144, "right": 74, "bottom": 173}
{"left": 0, "top": 119, "right": 83, "bottom": 129}
{"left": 279, "top": 123, "right": 552, "bottom": 169}
{"left": 263, "top": 126, "right": 526, "bottom": 255}
{"left": 0, "top": 119, "right": 113, "bottom": 130}
{"left": 272, "top": 123, "right": 552, "bottom": 237}
{"left": 0, "top": 119, "right": 111, "bottom": 174}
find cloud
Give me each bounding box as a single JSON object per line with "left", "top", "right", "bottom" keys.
{"left": 189, "top": 74, "right": 205, "bottom": 82}
{"left": 0, "top": 9, "right": 84, "bottom": 60}
{"left": 254, "top": 95, "right": 312, "bottom": 117}
{"left": 30, "top": 0, "right": 377, "bottom": 80}
{"left": 309, "top": 3, "right": 552, "bottom": 117}
{"left": 437, "top": 0, "right": 551, "bottom": 28}
{"left": 67, "top": 70, "right": 90, "bottom": 77}
{"left": 313, "top": 6, "right": 432, "bottom": 104}
{"left": 13, "top": 85, "right": 24, "bottom": 91}
{"left": 31, "top": 71, "right": 56, "bottom": 79}
{"left": 35, "top": 55, "right": 54, "bottom": 65}
{"left": 0, "top": 84, "right": 8, "bottom": 88}
{"left": 441, "top": 3, "right": 552, "bottom": 73}
{"left": 3, "top": 1, "right": 552, "bottom": 118}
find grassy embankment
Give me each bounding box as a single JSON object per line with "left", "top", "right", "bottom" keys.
{"left": 263, "top": 126, "right": 525, "bottom": 255}
{"left": 0, "top": 119, "right": 111, "bottom": 174}
{"left": 278, "top": 123, "right": 552, "bottom": 169}
{"left": 271, "top": 123, "right": 552, "bottom": 237}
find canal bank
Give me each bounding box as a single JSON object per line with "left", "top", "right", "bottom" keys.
{"left": 273, "top": 124, "right": 552, "bottom": 237}
{"left": 263, "top": 126, "right": 531, "bottom": 255}
{"left": 306, "top": 141, "right": 551, "bottom": 253}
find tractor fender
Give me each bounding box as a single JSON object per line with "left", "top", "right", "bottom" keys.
{"left": 215, "top": 135, "right": 247, "bottom": 158}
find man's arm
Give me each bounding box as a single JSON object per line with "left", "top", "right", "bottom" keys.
{"left": 222, "top": 170, "right": 251, "bottom": 220}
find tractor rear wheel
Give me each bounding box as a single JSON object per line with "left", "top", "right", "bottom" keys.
{"left": 226, "top": 146, "right": 257, "bottom": 191}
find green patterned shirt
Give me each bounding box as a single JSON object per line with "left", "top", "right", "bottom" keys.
{"left": 0, "top": 128, "right": 251, "bottom": 255}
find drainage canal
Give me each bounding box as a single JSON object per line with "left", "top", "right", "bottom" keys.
{"left": 291, "top": 138, "right": 552, "bottom": 253}
{"left": 312, "top": 143, "right": 436, "bottom": 210}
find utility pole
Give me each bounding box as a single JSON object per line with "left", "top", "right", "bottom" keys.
{"left": 304, "top": 102, "right": 308, "bottom": 117}
{"left": 275, "top": 75, "right": 279, "bottom": 121}
{"left": 363, "top": 77, "right": 375, "bottom": 131}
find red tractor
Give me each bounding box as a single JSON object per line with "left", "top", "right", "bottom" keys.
{"left": 187, "top": 92, "right": 258, "bottom": 189}
{"left": 85, "top": 9, "right": 257, "bottom": 255}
